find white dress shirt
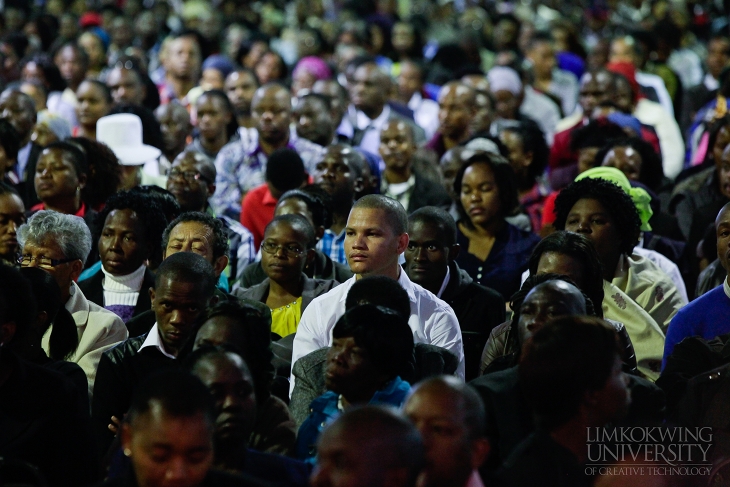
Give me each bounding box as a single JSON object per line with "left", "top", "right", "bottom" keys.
{"left": 138, "top": 323, "right": 177, "bottom": 359}
{"left": 290, "top": 270, "right": 465, "bottom": 396}
{"left": 348, "top": 104, "right": 392, "bottom": 155}
{"left": 408, "top": 92, "right": 440, "bottom": 139}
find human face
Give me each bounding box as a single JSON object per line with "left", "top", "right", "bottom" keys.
{"left": 20, "top": 82, "right": 46, "bottom": 112}
{"left": 459, "top": 162, "right": 502, "bottom": 228}
{"left": 168, "top": 37, "right": 201, "bottom": 80}
{"left": 275, "top": 198, "right": 315, "bottom": 228}
{"left": 76, "top": 81, "right": 111, "bottom": 128}
{"left": 404, "top": 389, "right": 473, "bottom": 487}
{"left": 121, "top": 405, "right": 213, "bottom": 487}
{"left": 716, "top": 206, "right": 730, "bottom": 273}
{"left": 345, "top": 207, "right": 405, "bottom": 277}
{"left": 312, "top": 80, "right": 346, "bottom": 124}
{"left": 21, "top": 61, "right": 47, "bottom": 87}
{"left": 315, "top": 146, "right": 358, "bottom": 200}
{"left": 612, "top": 78, "right": 634, "bottom": 114}
{"left": 261, "top": 221, "right": 310, "bottom": 284}
{"left": 517, "top": 281, "right": 586, "bottom": 345}
{"left": 535, "top": 251, "right": 586, "bottom": 289}
{"left": 193, "top": 316, "right": 246, "bottom": 350}
{"left": 31, "top": 123, "right": 60, "bottom": 147}
{"left": 579, "top": 72, "right": 610, "bottom": 115}
{"left": 471, "top": 92, "right": 493, "bottom": 135}
{"left": 312, "top": 424, "right": 389, "bottom": 487}
{"left": 601, "top": 146, "right": 642, "bottom": 182}
{"left": 255, "top": 52, "right": 284, "bottom": 85}
{"left": 192, "top": 353, "right": 257, "bottom": 447}
{"left": 405, "top": 220, "right": 450, "bottom": 291}
{"left": 591, "top": 356, "right": 631, "bottom": 424}
{"left": 195, "top": 95, "right": 231, "bottom": 140}
{"left": 0, "top": 193, "right": 24, "bottom": 261}
{"left": 349, "top": 64, "right": 387, "bottom": 115}
{"left": 577, "top": 147, "right": 600, "bottom": 174}
{"left": 99, "top": 209, "right": 149, "bottom": 276}
{"left": 34, "top": 148, "right": 83, "bottom": 204}
{"left": 527, "top": 41, "right": 556, "bottom": 79}
{"left": 150, "top": 276, "right": 210, "bottom": 356}
{"left": 200, "top": 69, "right": 224, "bottom": 92}
{"left": 225, "top": 71, "right": 257, "bottom": 114}
{"left": 251, "top": 87, "right": 291, "bottom": 145}
{"left": 493, "top": 90, "right": 518, "bottom": 120}
{"left": 392, "top": 22, "right": 415, "bottom": 54}
{"left": 563, "top": 198, "right": 623, "bottom": 273}
{"left": 499, "top": 130, "right": 530, "bottom": 179}
{"left": 438, "top": 85, "right": 473, "bottom": 140}
{"left": 21, "top": 239, "right": 79, "bottom": 297}
{"left": 718, "top": 146, "right": 730, "bottom": 200}
{"left": 293, "top": 97, "right": 332, "bottom": 146}
{"left": 291, "top": 69, "right": 317, "bottom": 97}
{"left": 78, "top": 33, "right": 106, "bottom": 68}
{"left": 167, "top": 154, "right": 213, "bottom": 212}
{"left": 325, "top": 336, "right": 382, "bottom": 400}
{"left": 0, "top": 91, "right": 35, "bottom": 141}
{"left": 156, "top": 105, "right": 192, "bottom": 153}
{"left": 379, "top": 121, "right": 415, "bottom": 172}
{"left": 55, "top": 45, "right": 86, "bottom": 88}
{"left": 164, "top": 221, "right": 217, "bottom": 265}
{"left": 708, "top": 38, "right": 730, "bottom": 79}
{"left": 397, "top": 62, "right": 421, "bottom": 101}
{"left": 439, "top": 150, "right": 463, "bottom": 200}
{"left": 712, "top": 125, "right": 730, "bottom": 165}
{"left": 107, "top": 67, "right": 146, "bottom": 106}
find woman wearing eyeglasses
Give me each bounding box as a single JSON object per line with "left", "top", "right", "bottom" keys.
{"left": 235, "top": 214, "right": 338, "bottom": 340}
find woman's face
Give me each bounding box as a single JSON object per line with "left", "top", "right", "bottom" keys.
{"left": 260, "top": 221, "right": 310, "bottom": 284}
{"left": 601, "top": 146, "right": 642, "bottom": 182}
{"left": 78, "top": 33, "right": 106, "bottom": 68}
{"left": 21, "top": 61, "right": 48, "bottom": 87}
{"left": 98, "top": 208, "right": 150, "bottom": 276}
{"left": 254, "top": 52, "right": 282, "bottom": 84}
{"left": 34, "top": 148, "right": 84, "bottom": 205}
{"left": 459, "top": 162, "right": 502, "bottom": 227}
{"left": 563, "top": 198, "right": 622, "bottom": 270}
{"left": 31, "top": 123, "right": 60, "bottom": 147}
{"left": 76, "top": 81, "right": 111, "bottom": 128}
{"left": 713, "top": 125, "right": 730, "bottom": 166}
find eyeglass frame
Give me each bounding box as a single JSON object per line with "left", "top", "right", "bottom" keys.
{"left": 17, "top": 255, "right": 77, "bottom": 268}
{"left": 260, "top": 241, "right": 307, "bottom": 257}
{"left": 168, "top": 168, "right": 212, "bottom": 184}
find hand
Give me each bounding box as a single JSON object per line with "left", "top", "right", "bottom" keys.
{"left": 108, "top": 415, "right": 122, "bottom": 436}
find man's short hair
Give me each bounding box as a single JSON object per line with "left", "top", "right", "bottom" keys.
{"left": 408, "top": 207, "right": 457, "bottom": 247}
{"left": 265, "top": 148, "right": 306, "bottom": 192}
{"left": 299, "top": 92, "right": 331, "bottom": 111}
{"left": 154, "top": 251, "right": 217, "bottom": 297}
{"left": 345, "top": 275, "right": 410, "bottom": 319}
{"left": 264, "top": 213, "right": 316, "bottom": 249}
{"left": 278, "top": 186, "right": 333, "bottom": 229}
{"left": 18, "top": 211, "right": 92, "bottom": 264}
{"left": 126, "top": 368, "right": 215, "bottom": 427}
{"left": 351, "top": 194, "right": 408, "bottom": 236}
{"left": 333, "top": 304, "right": 415, "bottom": 380}
{"left": 161, "top": 211, "right": 229, "bottom": 260}
{"left": 416, "top": 376, "right": 487, "bottom": 440}
{"left": 519, "top": 316, "right": 621, "bottom": 430}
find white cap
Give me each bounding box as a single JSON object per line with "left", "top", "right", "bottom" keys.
{"left": 96, "top": 113, "right": 161, "bottom": 166}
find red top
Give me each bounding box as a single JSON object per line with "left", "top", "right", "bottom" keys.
{"left": 240, "top": 184, "right": 278, "bottom": 249}
{"left": 30, "top": 201, "right": 88, "bottom": 218}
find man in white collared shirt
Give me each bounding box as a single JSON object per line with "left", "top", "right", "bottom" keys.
{"left": 91, "top": 252, "right": 218, "bottom": 457}
{"left": 291, "top": 195, "right": 465, "bottom": 396}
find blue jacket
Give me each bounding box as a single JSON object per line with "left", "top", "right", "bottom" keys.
{"left": 295, "top": 376, "right": 411, "bottom": 461}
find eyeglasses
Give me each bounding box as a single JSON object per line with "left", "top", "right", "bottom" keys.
{"left": 168, "top": 169, "right": 211, "bottom": 183}
{"left": 261, "top": 241, "right": 305, "bottom": 257}
{"left": 18, "top": 255, "right": 76, "bottom": 269}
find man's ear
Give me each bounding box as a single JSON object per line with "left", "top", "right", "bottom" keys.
{"left": 207, "top": 183, "right": 216, "bottom": 196}
{"left": 523, "top": 151, "right": 534, "bottom": 169}
{"left": 0, "top": 321, "right": 17, "bottom": 346}
{"left": 213, "top": 255, "right": 229, "bottom": 278}
{"left": 397, "top": 233, "right": 409, "bottom": 255}
{"left": 208, "top": 293, "right": 219, "bottom": 306}
{"left": 120, "top": 422, "right": 133, "bottom": 455}
{"left": 449, "top": 243, "right": 460, "bottom": 261}
{"left": 315, "top": 225, "right": 325, "bottom": 241}
{"left": 70, "top": 259, "right": 84, "bottom": 282}
{"left": 149, "top": 287, "right": 156, "bottom": 309}
{"left": 305, "top": 248, "right": 316, "bottom": 267}
{"left": 470, "top": 437, "right": 491, "bottom": 470}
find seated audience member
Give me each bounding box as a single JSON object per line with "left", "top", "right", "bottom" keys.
{"left": 236, "top": 215, "right": 338, "bottom": 339}
{"left": 225, "top": 68, "right": 260, "bottom": 130}
{"left": 155, "top": 101, "right": 194, "bottom": 166}
{"left": 404, "top": 207, "right": 505, "bottom": 380}
{"left": 0, "top": 119, "right": 20, "bottom": 185}
{"left": 192, "top": 300, "right": 296, "bottom": 455}
{"left": 239, "top": 188, "right": 353, "bottom": 287}
{"left": 70, "top": 136, "right": 122, "bottom": 212}
{"left": 105, "top": 60, "right": 149, "bottom": 109}
{"left": 17, "top": 267, "right": 85, "bottom": 398}
{"left": 111, "top": 369, "right": 268, "bottom": 487}
{"left": 241, "top": 148, "right": 309, "bottom": 249}
{"left": 498, "top": 121, "right": 550, "bottom": 233}
{"left": 311, "top": 406, "right": 425, "bottom": 487}
{"left": 212, "top": 83, "right": 325, "bottom": 221}
{"left": 296, "top": 304, "right": 414, "bottom": 461}
{"left": 291, "top": 194, "right": 465, "bottom": 389}
{"left": 554, "top": 176, "right": 684, "bottom": 332}
{"left": 424, "top": 82, "right": 476, "bottom": 159}
{"left": 30, "top": 141, "right": 97, "bottom": 228}
{"left": 92, "top": 252, "right": 217, "bottom": 458}
{"left": 663, "top": 202, "right": 730, "bottom": 369}
{"left": 188, "top": 89, "right": 238, "bottom": 162}
{"left": 522, "top": 231, "right": 663, "bottom": 379}
{"left": 18, "top": 210, "right": 128, "bottom": 397}
{"left": 74, "top": 79, "right": 112, "bottom": 140}
{"left": 379, "top": 120, "right": 452, "bottom": 213}
{"left": 495, "top": 317, "right": 631, "bottom": 486}
{"left": 188, "top": 346, "right": 310, "bottom": 486}
{"left": 397, "top": 60, "right": 440, "bottom": 139}
{"left": 79, "top": 190, "right": 167, "bottom": 323}
{"left": 453, "top": 151, "right": 541, "bottom": 299}
{"left": 291, "top": 56, "right": 332, "bottom": 97}
{"left": 0, "top": 182, "right": 24, "bottom": 265}
{"left": 167, "top": 150, "right": 255, "bottom": 284}
{"left": 0, "top": 89, "right": 41, "bottom": 207}
{"left": 0, "top": 266, "right": 97, "bottom": 487}
{"left": 293, "top": 93, "right": 334, "bottom": 147}
{"left": 404, "top": 376, "right": 490, "bottom": 487}
{"left": 313, "top": 144, "right": 372, "bottom": 265}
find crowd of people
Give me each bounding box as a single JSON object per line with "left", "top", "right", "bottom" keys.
{"left": 3, "top": 0, "right": 730, "bottom": 485}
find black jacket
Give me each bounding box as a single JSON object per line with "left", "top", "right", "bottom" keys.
{"left": 406, "top": 174, "right": 453, "bottom": 214}
{"left": 15, "top": 142, "right": 42, "bottom": 208}
{"left": 100, "top": 466, "right": 274, "bottom": 487}
{"left": 79, "top": 267, "right": 156, "bottom": 323}
{"left": 91, "top": 334, "right": 176, "bottom": 458}
{"left": 238, "top": 249, "right": 353, "bottom": 289}
{"left": 436, "top": 261, "right": 505, "bottom": 381}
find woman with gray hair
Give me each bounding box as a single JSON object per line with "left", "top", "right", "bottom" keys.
{"left": 17, "top": 210, "right": 128, "bottom": 400}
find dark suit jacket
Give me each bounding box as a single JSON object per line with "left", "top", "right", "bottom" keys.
{"left": 407, "top": 174, "right": 453, "bottom": 214}
{"left": 15, "top": 142, "right": 42, "bottom": 209}
{"left": 351, "top": 108, "right": 426, "bottom": 146}
{"left": 79, "top": 267, "right": 156, "bottom": 324}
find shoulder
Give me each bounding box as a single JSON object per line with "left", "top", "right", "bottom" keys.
{"left": 102, "top": 335, "right": 147, "bottom": 362}
{"left": 676, "top": 286, "right": 727, "bottom": 318}
{"left": 304, "top": 277, "right": 354, "bottom": 311}
{"left": 503, "top": 224, "right": 541, "bottom": 250}
{"left": 86, "top": 300, "right": 127, "bottom": 329}
{"left": 469, "top": 366, "right": 520, "bottom": 393}
{"left": 293, "top": 348, "right": 329, "bottom": 374}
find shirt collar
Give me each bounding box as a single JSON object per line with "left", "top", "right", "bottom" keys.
{"left": 724, "top": 276, "right": 730, "bottom": 300}
{"left": 436, "top": 265, "right": 450, "bottom": 299}
{"left": 138, "top": 323, "right": 177, "bottom": 359}
{"left": 355, "top": 104, "right": 391, "bottom": 131}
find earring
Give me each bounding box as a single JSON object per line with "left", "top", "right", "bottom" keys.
{"left": 123, "top": 448, "right": 132, "bottom": 457}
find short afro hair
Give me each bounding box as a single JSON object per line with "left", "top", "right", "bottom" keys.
{"left": 265, "top": 148, "right": 306, "bottom": 193}
{"left": 278, "top": 185, "right": 333, "bottom": 229}
{"left": 351, "top": 194, "right": 408, "bottom": 235}
{"left": 264, "top": 213, "right": 316, "bottom": 249}
{"left": 162, "top": 211, "right": 229, "bottom": 260}
{"left": 155, "top": 251, "right": 217, "bottom": 297}
{"left": 408, "top": 206, "right": 457, "bottom": 247}
{"left": 594, "top": 136, "right": 664, "bottom": 191}
{"left": 553, "top": 177, "right": 641, "bottom": 256}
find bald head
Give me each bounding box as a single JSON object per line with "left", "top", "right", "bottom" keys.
{"left": 252, "top": 83, "right": 291, "bottom": 145}
{"left": 0, "top": 89, "right": 37, "bottom": 142}
{"left": 437, "top": 82, "right": 476, "bottom": 141}
{"left": 517, "top": 280, "right": 587, "bottom": 346}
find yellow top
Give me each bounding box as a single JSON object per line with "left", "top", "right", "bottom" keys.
{"left": 270, "top": 296, "right": 303, "bottom": 339}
